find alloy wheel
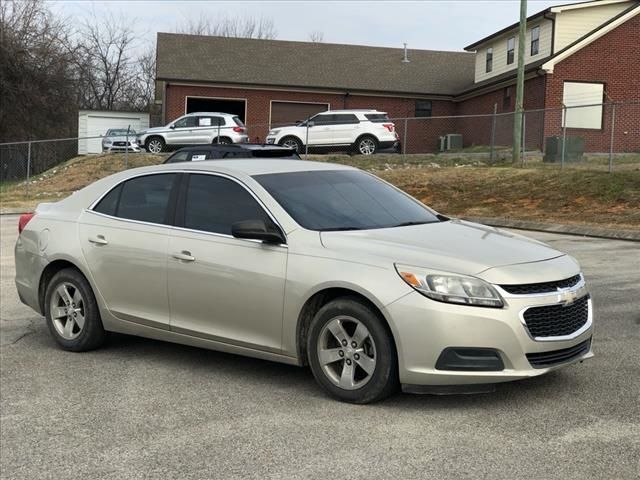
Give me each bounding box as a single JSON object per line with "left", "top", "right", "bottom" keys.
{"left": 147, "top": 139, "right": 163, "bottom": 153}
{"left": 49, "top": 282, "right": 85, "bottom": 340}
{"left": 316, "top": 316, "right": 377, "bottom": 390}
{"left": 358, "top": 138, "right": 376, "bottom": 155}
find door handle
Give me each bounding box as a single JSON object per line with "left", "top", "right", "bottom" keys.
{"left": 172, "top": 251, "right": 195, "bottom": 262}
{"left": 88, "top": 235, "right": 108, "bottom": 245}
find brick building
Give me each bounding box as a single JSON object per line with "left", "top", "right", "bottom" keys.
{"left": 155, "top": 0, "right": 640, "bottom": 153}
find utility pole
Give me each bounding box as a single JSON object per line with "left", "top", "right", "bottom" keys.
{"left": 513, "top": 0, "right": 527, "bottom": 164}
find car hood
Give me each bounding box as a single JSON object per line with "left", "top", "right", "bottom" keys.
{"left": 104, "top": 135, "right": 135, "bottom": 142}
{"left": 138, "top": 126, "right": 167, "bottom": 135}
{"left": 319, "top": 219, "right": 565, "bottom": 278}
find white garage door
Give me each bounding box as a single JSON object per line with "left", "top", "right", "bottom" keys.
{"left": 86, "top": 115, "right": 143, "bottom": 154}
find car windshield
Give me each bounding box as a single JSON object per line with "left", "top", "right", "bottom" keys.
{"left": 253, "top": 170, "right": 441, "bottom": 231}
{"left": 107, "top": 129, "right": 135, "bottom": 136}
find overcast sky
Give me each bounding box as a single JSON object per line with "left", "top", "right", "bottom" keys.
{"left": 48, "top": 0, "right": 583, "bottom": 51}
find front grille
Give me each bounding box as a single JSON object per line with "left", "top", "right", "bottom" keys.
{"left": 527, "top": 338, "right": 591, "bottom": 368}
{"left": 523, "top": 295, "right": 590, "bottom": 338}
{"left": 113, "top": 141, "right": 127, "bottom": 146}
{"left": 500, "top": 274, "right": 581, "bottom": 295}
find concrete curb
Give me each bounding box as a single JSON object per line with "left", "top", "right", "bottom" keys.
{"left": 462, "top": 216, "right": 640, "bottom": 242}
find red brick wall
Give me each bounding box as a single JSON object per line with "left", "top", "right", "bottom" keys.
{"left": 543, "top": 13, "right": 640, "bottom": 152}
{"left": 454, "top": 76, "right": 547, "bottom": 149}
{"left": 164, "top": 84, "right": 454, "bottom": 152}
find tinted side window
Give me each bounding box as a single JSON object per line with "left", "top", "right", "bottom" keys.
{"left": 174, "top": 116, "right": 197, "bottom": 128}
{"left": 311, "top": 114, "right": 332, "bottom": 126}
{"left": 183, "top": 174, "right": 271, "bottom": 235}
{"left": 365, "top": 114, "right": 389, "bottom": 123}
{"left": 93, "top": 184, "right": 122, "bottom": 216}
{"left": 117, "top": 174, "right": 176, "bottom": 224}
{"left": 165, "top": 151, "right": 190, "bottom": 163}
{"left": 331, "top": 114, "right": 359, "bottom": 125}
{"left": 197, "top": 116, "right": 223, "bottom": 127}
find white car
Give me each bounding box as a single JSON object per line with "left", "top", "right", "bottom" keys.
{"left": 102, "top": 129, "right": 141, "bottom": 153}
{"left": 137, "top": 112, "right": 249, "bottom": 153}
{"left": 266, "top": 110, "right": 399, "bottom": 155}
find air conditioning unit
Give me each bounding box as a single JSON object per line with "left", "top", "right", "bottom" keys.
{"left": 438, "top": 134, "right": 463, "bottom": 152}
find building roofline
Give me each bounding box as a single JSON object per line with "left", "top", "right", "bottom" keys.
{"left": 463, "top": 0, "right": 634, "bottom": 51}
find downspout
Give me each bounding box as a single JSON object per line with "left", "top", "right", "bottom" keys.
{"left": 541, "top": 11, "right": 555, "bottom": 152}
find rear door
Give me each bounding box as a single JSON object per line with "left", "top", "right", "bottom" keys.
{"left": 326, "top": 113, "right": 361, "bottom": 144}
{"left": 78, "top": 173, "right": 180, "bottom": 329}
{"left": 195, "top": 116, "right": 223, "bottom": 144}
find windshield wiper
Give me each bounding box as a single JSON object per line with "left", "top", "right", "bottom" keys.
{"left": 321, "top": 226, "right": 366, "bottom": 231}
{"left": 390, "top": 221, "right": 437, "bottom": 228}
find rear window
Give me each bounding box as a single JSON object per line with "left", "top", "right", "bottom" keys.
{"left": 365, "top": 114, "right": 389, "bottom": 123}
{"left": 233, "top": 117, "right": 245, "bottom": 127}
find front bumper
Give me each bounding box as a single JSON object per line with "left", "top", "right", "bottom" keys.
{"left": 103, "top": 143, "right": 142, "bottom": 153}
{"left": 385, "top": 289, "right": 594, "bottom": 387}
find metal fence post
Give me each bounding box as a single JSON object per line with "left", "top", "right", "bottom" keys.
{"left": 25, "top": 141, "right": 32, "bottom": 197}
{"left": 125, "top": 125, "right": 130, "bottom": 169}
{"left": 490, "top": 104, "right": 497, "bottom": 163}
{"left": 608, "top": 103, "right": 616, "bottom": 174}
{"left": 305, "top": 121, "right": 312, "bottom": 160}
{"left": 561, "top": 104, "right": 567, "bottom": 170}
{"left": 521, "top": 111, "right": 526, "bottom": 167}
{"left": 402, "top": 118, "right": 408, "bottom": 162}
{"left": 217, "top": 122, "right": 221, "bottom": 144}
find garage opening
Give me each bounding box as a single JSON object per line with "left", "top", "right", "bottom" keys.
{"left": 270, "top": 101, "right": 329, "bottom": 128}
{"left": 186, "top": 97, "right": 246, "bottom": 122}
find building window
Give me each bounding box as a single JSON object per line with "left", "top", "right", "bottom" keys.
{"left": 562, "top": 82, "right": 604, "bottom": 129}
{"left": 415, "top": 100, "right": 432, "bottom": 117}
{"left": 503, "top": 87, "right": 512, "bottom": 110}
{"left": 486, "top": 47, "right": 493, "bottom": 73}
{"left": 507, "top": 37, "right": 515, "bottom": 65}
{"left": 531, "top": 26, "right": 540, "bottom": 56}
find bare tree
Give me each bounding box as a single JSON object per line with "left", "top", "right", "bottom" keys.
{"left": 0, "top": 0, "right": 78, "bottom": 141}
{"left": 308, "top": 30, "right": 324, "bottom": 43}
{"left": 176, "top": 14, "right": 277, "bottom": 39}
{"left": 70, "top": 13, "right": 140, "bottom": 111}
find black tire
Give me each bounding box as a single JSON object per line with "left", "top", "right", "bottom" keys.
{"left": 214, "top": 137, "right": 233, "bottom": 145}
{"left": 354, "top": 135, "right": 378, "bottom": 155}
{"left": 279, "top": 136, "right": 303, "bottom": 153}
{"left": 145, "top": 136, "right": 165, "bottom": 153}
{"left": 307, "top": 296, "right": 399, "bottom": 404}
{"left": 44, "top": 268, "right": 106, "bottom": 352}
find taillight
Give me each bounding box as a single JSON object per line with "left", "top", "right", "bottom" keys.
{"left": 233, "top": 126, "right": 246, "bottom": 133}
{"left": 18, "top": 213, "right": 35, "bottom": 234}
{"left": 382, "top": 123, "right": 395, "bottom": 132}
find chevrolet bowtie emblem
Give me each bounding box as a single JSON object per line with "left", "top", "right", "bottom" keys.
{"left": 557, "top": 285, "right": 586, "bottom": 306}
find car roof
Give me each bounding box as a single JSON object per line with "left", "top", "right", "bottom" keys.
{"left": 183, "top": 112, "right": 238, "bottom": 116}
{"left": 316, "top": 109, "right": 385, "bottom": 114}
{"left": 171, "top": 144, "right": 294, "bottom": 152}
{"left": 155, "top": 159, "right": 355, "bottom": 176}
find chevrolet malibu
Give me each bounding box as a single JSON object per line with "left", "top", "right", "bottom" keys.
{"left": 14, "top": 160, "right": 593, "bottom": 403}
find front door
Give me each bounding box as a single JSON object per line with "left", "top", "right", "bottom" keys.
{"left": 167, "top": 173, "right": 287, "bottom": 352}
{"left": 166, "top": 115, "right": 197, "bottom": 145}
{"left": 78, "top": 173, "right": 179, "bottom": 329}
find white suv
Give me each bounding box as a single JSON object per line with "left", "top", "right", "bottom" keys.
{"left": 266, "top": 110, "right": 399, "bottom": 155}
{"left": 137, "top": 112, "right": 249, "bottom": 153}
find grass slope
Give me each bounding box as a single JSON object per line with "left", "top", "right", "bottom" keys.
{"left": 1, "top": 153, "right": 638, "bottom": 229}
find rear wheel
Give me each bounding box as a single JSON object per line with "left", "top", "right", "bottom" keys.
{"left": 44, "top": 268, "right": 106, "bottom": 352}
{"left": 307, "top": 297, "right": 399, "bottom": 403}
{"left": 145, "top": 136, "right": 165, "bottom": 154}
{"left": 279, "top": 136, "right": 303, "bottom": 153}
{"left": 355, "top": 135, "right": 378, "bottom": 155}
{"left": 214, "top": 137, "right": 232, "bottom": 145}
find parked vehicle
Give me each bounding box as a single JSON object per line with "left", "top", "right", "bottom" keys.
{"left": 15, "top": 160, "right": 593, "bottom": 403}
{"left": 163, "top": 144, "right": 300, "bottom": 163}
{"left": 266, "top": 110, "right": 399, "bottom": 155}
{"left": 137, "top": 112, "right": 248, "bottom": 154}
{"left": 102, "top": 128, "right": 141, "bottom": 153}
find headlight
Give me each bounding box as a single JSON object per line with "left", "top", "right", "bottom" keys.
{"left": 395, "top": 265, "right": 504, "bottom": 308}
{"left": 267, "top": 130, "right": 279, "bottom": 136}
{"left": 103, "top": 139, "right": 112, "bottom": 145}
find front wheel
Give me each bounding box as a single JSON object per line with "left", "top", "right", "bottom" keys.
{"left": 145, "top": 136, "right": 165, "bottom": 154}
{"left": 279, "top": 136, "right": 303, "bottom": 153}
{"left": 355, "top": 135, "right": 378, "bottom": 155}
{"left": 307, "top": 297, "right": 399, "bottom": 404}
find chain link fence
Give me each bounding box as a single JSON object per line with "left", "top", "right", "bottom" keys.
{"left": 1, "top": 101, "right": 639, "bottom": 198}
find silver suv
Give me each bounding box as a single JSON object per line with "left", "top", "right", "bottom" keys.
{"left": 266, "top": 109, "right": 399, "bottom": 155}
{"left": 137, "top": 112, "right": 248, "bottom": 153}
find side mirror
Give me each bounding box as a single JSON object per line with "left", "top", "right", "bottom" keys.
{"left": 231, "top": 219, "right": 286, "bottom": 245}
{"left": 307, "top": 121, "right": 315, "bottom": 128}
{"left": 295, "top": 120, "right": 302, "bottom": 125}
{"left": 169, "top": 125, "right": 176, "bottom": 129}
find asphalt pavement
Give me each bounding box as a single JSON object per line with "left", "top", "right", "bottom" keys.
{"left": 1, "top": 214, "right": 639, "bottom": 479}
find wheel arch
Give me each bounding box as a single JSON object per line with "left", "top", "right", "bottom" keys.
{"left": 38, "top": 258, "right": 94, "bottom": 314}
{"left": 295, "top": 286, "right": 399, "bottom": 367}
